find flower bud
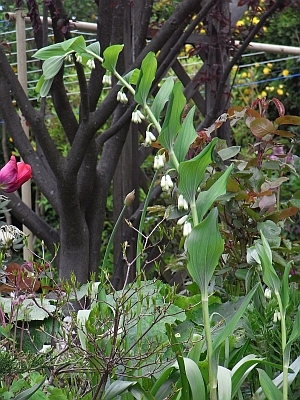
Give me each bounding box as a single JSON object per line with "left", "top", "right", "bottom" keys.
{"left": 178, "top": 194, "right": 188, "bottom": 211}
{"left": 264, "top": 288, "right": 272, "bottom": 300}
{"left": 183, "top": 221, "right": 192, "bottom": 237}
{"left": 144, "top": 131, "right": 156, "bottom": 146}
{"left": 124, "top": 190, "right": 135, "bottom": 206}
{"left": 161, "top": 174, "right": 173, "bottom": 191}
{"left": 153, "top": 154, "right": 165, "bottom": 170}
{"left": 76, "top": 55, "right": 83, "bottom": 64}
{"left": 131, "top": 110, "right": 145, "bottom": 124}
{"left": 86, "top": 59, "right": 95, "bottom": 69}
{"left": 102, "top": 74, "right": 112, "bottom": 85}
{"left": 177, "top": 215, "right": 188, "bottom": 225}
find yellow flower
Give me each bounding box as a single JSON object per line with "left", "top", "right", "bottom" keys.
{"left": 269, "top": 86, "right": 275, "bottom": 92}
{"left": 243, "top": 88, "right": 250, "bottom": 95}
{"left": 9, "top": 137, "right": 13, "bottom": 143}
{"left": 261, "top": 91, "right": 267, "bottom": 97}
{"left": 255, "top": 62, "right": 260, "bottom": 68}
{"left": 241, "top": 72, "right": 247, "bottom": 78}
{"left": 263, "top": 67, "right": 271, "bottom": 75}
{"left": 236, "top": 20, "right": 245, "bottom": 27}
{"left": 282, "top": 69, "right": 289, "bottom": 77}
{"left": 279, "top": 84, "right": 283, "bottom": 89}
{"left": 232, "top": 65, "right": 238, "bottom": 70}
{"left": 267, "top": 63, "right": 272, "bottom": 68}
{"left": 277, "top": 88, "right": 284, "bottom": 95}
{"left": 200, "top": 28, "right": 206, "bottom": 34}
{"left": 263, "top": 27, "right": 267, "bottom": 32}
{"left": 252, "top": 16, "right": 260, "bottom": 24}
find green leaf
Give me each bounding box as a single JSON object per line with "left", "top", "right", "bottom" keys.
{"left": 103, "top": 381, "right": 137, "bottom": 400}
{"left": 39, "top": 78, "right": 54, "bottom": 98}
{"left": 231, "top": 355, "right": 264, "bottom": 398}
{"left": 134, "top": 52, "right": 157, "bottom": 105}
{"left": 33, "top": 42, "right": 67, "bottom": 60}
{"left": 0, "top": 298, "right": 56, "bottom": 321}
{"left": 178, "top": 138, "right": 217, "bottom": 204}
{"left": 158, "top": 81, "right": 186, "bottom": 151}
{"left": 13, "top": 377, "right": 46, "bottom": 400}
{"left": 151, "top": 77, "right": 174, "bottom": 121}
{"left": 256, "top": 232, "right": 281, "bottom": 294}
{"left": 196, "top": 163, "right": 234, "bottom": 222}
{"left": 280, "top": 262, "right": 290, "bottom": 311}
{"left": 86, "top": 41, "right": 100, "bottom": 57}
{"left": 120, "top": 68, "right": 140, "bottom": 86}
{"left": 183, "top": 358, "right": 206, "bottom": 400}
{"left": 286, "top": 306, "right": 300, "bottom": 348}
{"left": 257, "top": 369, "right": 282, "bottom": 400}
{"left": 61, "top": 36, "right": 86, "bottom": 52}
{"left": 173, "top": 106, "right": 197, "bottom": 164}
{"left": 212, "top": 284, "right": 259, "bottom": 352}
{"left": 187, "top": 208, "right": 224, "bottom": 292}
{"left": 217, "top": 366, "right": 232, "bottom": 400}
{"left": 42, "top": 56, "right": 65, "bottom": 79}
{"left": 151, "top": 366, "right": 178, "bottom": 397}
{"left": 218, "top": 146, "right": 240, "bottom": 161}
{"left": 129, "top": 383, "right": 156, "bottom": 400}
{"left": 102, "top": 44, "right": 124, "bottom": 72}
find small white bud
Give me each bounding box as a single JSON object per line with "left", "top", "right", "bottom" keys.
{"left": 177, "top": 215, "right": 188, "bottom": 225}
{"left": 183, "top": 221, "right": 192, "bottom": 237}
{"left": 144, "top": 131, "right": 156, "bottom": 146}
{"left": 160, "top": 174, "right": 173, "bottom": 191}
{"left": 273, "top": 310, "right": 281, "bottom": 323}
{"left": 264, "top": 288, "right": 272, "bottom": 300}
{"left": 86, "top": 59, "right": 95, "bottom": 69}
{"left": 121, "top": 92, "right": 128, "bottom": 104}
{"left": 178, "top": 194, "right": 189, "bottom": 211}
{"left": 154, "top": 154, "right": 166, "bottom": 170}
{"left": 161, "top": 175, "right": 167, "bottom": 191}
{"left": 117, "top": 91, "right": 122, "bottom": 102}
{"left": 165, "top": 174, "right": 173, "bottom": 189}
{"left": 76, "top": 55, "right": 83, "bottom": 64}
{"left": 102, "top": 74, "right": 112, "bottom": 85}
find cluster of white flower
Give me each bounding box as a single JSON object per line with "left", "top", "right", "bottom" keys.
{"left": 153, "top": 154, "right": 166, "bottom": 170}
{"left": 144, "top": 131, "right": 156, "bottom": 146}
{"left": 161, "top": 174, "right": 173, "bottom": 191}
{"left": 102, "top": 74, "right": 112, "bottom": 86}
{"left": 183, "top": 222, "right": 192, "bottom": 237}
{"left": 131, "top": 110, "right": 145, "bottom": 124}
{"left": 0, "top": 225, "right": 25, "bottom": 247}
{"left": 178, "top": 194, "right": 188, "bottom": 211}
{"left": 117, "top": 91, "right": 128, "bottom": 104}
{"left": 86, "top": 59, "right": 95, "bottom": 70}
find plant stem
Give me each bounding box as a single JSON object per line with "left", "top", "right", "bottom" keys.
{"left": 190, "top": 197, "right": 198, "bottom": 226}
{"left": 168, "top": 150, "right": 179, "bottom": 171}
{"left": 277, "top": 294, "right": 288, "bottom": 400}
{"left": 101, "top": 203, "right": 127, "bottom": 275}
{"left": 202, "top": 293, "right": 217, "bottom": 400}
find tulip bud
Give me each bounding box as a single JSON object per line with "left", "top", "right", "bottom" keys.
{"left": 124, "top": 190, "right": 135, "bottom": 206}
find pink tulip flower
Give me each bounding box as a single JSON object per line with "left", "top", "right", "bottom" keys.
{"left": 0, "top": 156, "right": 32, "bottom": 193}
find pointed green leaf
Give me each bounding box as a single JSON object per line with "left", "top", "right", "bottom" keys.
{"left": 42, "top": 56, "right": 65, "bottom": 79}
{"left": 231, "top": 355, "right": 264, "bottom": 397}
{"left": 14, "top": 377, "right": 46, "bottom": 400}
{"left": 256, "top": 232, "right": 280, "bottom": 294}
{"left": 65, "top": 36, "right": 86, "bottom": 52}
{"left": 178, "top": 138, "right": 217, "bottom": 204}
{"left": 33, "top": 42, "right": 67, "bottom": 60}
{"left": 196, "top": 163, "right": 233, "bottom": 222}
{"left": 217, "top": 366, "right": 232, "bottom": 400}
{"left": 257, "top": 369, "right": 282, "bottom": 400}
{"left": 286, "top": 307, "right": 300, "bottom": 348}
{"left": 86, "top": 41, "right": 100, "bottom": 57}
{"left": 39, "top": 77, "right": 54, "bottom": 98}
{"left": 187, "top": 208, "right": 224, "bottom": 292}
{"left": 154, "top": 371, "right": 180, "bottom": 400}
{"left": 151, "top": 77, "right": 174, "bottom": 121}
{"left": 173, "top": 106, "right": 197, "bottom": 164}
{"left": 134, "top": 52, "right": 157, "bottom": 105}
{"left": 129, "top": 383, "right": 156, "bottom": 400}
{"left": 212, "top": 284, "right": 259, "bottom": 352}
{"left": 158, "top": 81, "right": 186, "bottom": 151}
{"left": 218, "top": 146, "right": 240, "bottom": 161}
{"left": 184, "top": 358, "right": 206, "bottom": 400}
{"left": 102, "top": 44, "right": 124, "bottom": 72}
{"left": 120, "top": 68, "right": 140, "bottom": 86}
{"left": 103, "top": 380, "right": 137, "bottom": 400}
{"left": 151, "top": 366, "right": 178, "bottom": 397}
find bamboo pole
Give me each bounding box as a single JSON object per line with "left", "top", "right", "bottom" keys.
{"left": 15, "top": 7, "right": 33, "bottom": 261}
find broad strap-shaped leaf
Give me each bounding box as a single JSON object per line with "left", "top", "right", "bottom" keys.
{"left": 178, "top": 138, "right": 217, "bottom": 204}
{"left": 61, "top": 35, "right": 86, "bottom": 52}
{"left": 86, "top": 41, "right": 100, "bottom": 57}
{"left": 158, "top": 81, "right": 186, "bottom": 152}
{"left": 212, "top": 283, "right": 259, "bottom": 352}
{"left": 231, "top": 355, "right": 264, "bottom": 398}
{"left": 255, "top": 232, "right": 281, "bottom": 294}
{"left": 120, "top": 68, "right": 140, "bottom": 86}
{"left": 42, "top": 56, "right": 65, "bottom": 80}
{"left": 217, "top": 366, "right": 232, "bottom": 400}
{"left": 257, "top": 369, "right": 282, "bottom": 400}
{"left": 103, "top": 380, "right": 138, "bottom": 400}
{"left": 151, "top": 76, "right": 174, "bottom": 121}
{"left": 183, "top": 358, "right": 206, "bottom": 400}
{"left": 102, "top": 44, "right": 124, "bottom": 72}
{"left": 134, "top": 52, "right": 157, "bottom": 106}
{"left": 13, "top": 377, "right": 46, "bottom": 400}
{"left": 39, "top": 77, "right": 54, "bottom": 98}
{"left": 173, "top": 106, "right": 197, "bottom": 164}
{"left": 187, "top": 207, "right": 224, "bottom": 293}
{"left": 196, "top": 163, "right": 234, "bottom": 222}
